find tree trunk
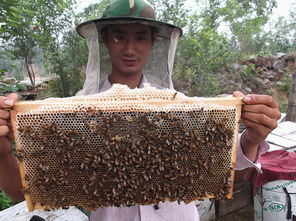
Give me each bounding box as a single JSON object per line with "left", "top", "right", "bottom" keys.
{"left": 286, "top": 66, "right": 296, "bottom": 122}
{"left": 24, "top": 56, "right": 36, "bottom": 88}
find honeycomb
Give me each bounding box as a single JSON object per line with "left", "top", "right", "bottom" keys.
{"left": 11, "top": 84, "right": 242, "bottom": 212}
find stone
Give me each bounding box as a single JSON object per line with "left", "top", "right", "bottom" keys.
{"left": 264, "top": 79, "right": 270, "bottom": 84}
{"left": 0, "top": 201, "right": 88, "bottom": 221}
{"left": 276, "top": 81, "right": 283, "bottom": 86}
{"left": 273, "top": 59, "right": 286, "bottom": 70}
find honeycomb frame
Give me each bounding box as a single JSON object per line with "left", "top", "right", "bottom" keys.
{"left": 11, "top": 85, "right": 242, "bottom": 212}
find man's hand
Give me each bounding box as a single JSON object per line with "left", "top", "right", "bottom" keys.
{"left": 0, "top": 93, "right": 24, "bottom": 202}
{"left": 233, "top": 91, "right": 281, "bottom": 161}
{"left": 0, "top": 93, "right": 18, "bottom": 157}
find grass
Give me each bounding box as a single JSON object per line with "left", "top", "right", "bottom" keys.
{"left": 0, "top": 191, "right": 14, "bottom": 211}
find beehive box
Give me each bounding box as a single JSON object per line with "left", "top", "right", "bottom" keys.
{"left": 11, "top": 84, "right": 242, "bottom": 212}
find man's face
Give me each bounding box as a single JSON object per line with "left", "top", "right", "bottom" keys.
{"left": 104, "top": 23, "right": 154, "bottom": 77}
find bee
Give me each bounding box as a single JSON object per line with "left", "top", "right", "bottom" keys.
{"left": 172, "top": 92, "right": 177, "bottom": 100}
{"left": 15, "top": 149, "right": 25, "bottom": 162}
{"left": 83, "top": 184, "right": 89, "bottom": 194}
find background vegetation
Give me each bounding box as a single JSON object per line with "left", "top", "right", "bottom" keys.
{"left": 1, "top": 0, "right": 295, "bottom": 97}
{"left": 0, "top": 0, "right": 295, "bottom": 210}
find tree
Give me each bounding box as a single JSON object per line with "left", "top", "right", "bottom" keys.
{"left": 174, "top": 13, "right": 235, "bottom": 96}
{"left": 0, "top": 0, "right": 25, "bottom": 34}
{"left": 148, "top": 0, "right": 188, "bottom": 29}
{"left": 149, "top": 0, "right": 235, "bottom": 96}
{"left": 55, "top": 29, "right": 87, "bottom": 96}
{"left": 218, "top": 0, "right": 277, "bottom": 58}
{"left": 75, "top": 0, "right": 110, "bottom": 23}
{"left": 265, "top": 15, "right": 296, "bottom": 54}
{"left": 1, "top": 0, "right": 37, "bottom": 87}
{"left": 34, "top": 0, "right": 77, "bottom": 97}
{"left": 286, "top": 64, "right": 296, "bottom": 122}
{"left": 1, "top": 0, "right": 76, "bottom": 92}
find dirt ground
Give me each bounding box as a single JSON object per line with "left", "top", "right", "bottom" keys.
{"left": 216, "top": 205, "right": 254, "bottom": 221}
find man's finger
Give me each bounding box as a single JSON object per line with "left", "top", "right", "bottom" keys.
{"left": 242, "top": 94, "right": 278, "bottom": 108}
{"left": 241, "top": 112, "right": 278, "bottom": 130}
{"left": 0, "top": 125, "right": 9, "bottom": 137}
{"left": 6, "top": 93, "right": 19, "bottom": 101}
{"left": 0, "top": 109, "right": 10, "bottom": 120}
{"left": 0, "top": 119, "right": 8, "bottom": 126}
{"left": 0, "top": 93, "right": 19, "bottom": 109}
{"left": 242, "top": 104, "right": 281, "bottom": 120}
{"left": 232, "top": 91, "right": 245, "bottom": 98}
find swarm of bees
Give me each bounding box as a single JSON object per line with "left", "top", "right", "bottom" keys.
{"left": 14, "top": 105, "right": 238, "bottom": 211}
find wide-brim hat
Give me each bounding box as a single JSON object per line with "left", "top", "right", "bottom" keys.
{"left": 76, "top": 0, "right": 182, "bottom": 39}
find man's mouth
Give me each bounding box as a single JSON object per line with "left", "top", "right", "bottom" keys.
{"left": 122, "top": 59, "right": 138, "bottom": 66}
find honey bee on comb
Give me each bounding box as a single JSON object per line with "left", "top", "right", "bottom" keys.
{"left": 10, "top": 84, "right": 242, "bottom": 212}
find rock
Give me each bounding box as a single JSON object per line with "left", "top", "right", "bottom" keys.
{"left": 0, "top": 201, "right": 88, "bottom": 221}
{"left": 254, "top": 77, "right": 265, "bottom": 85}
{"left": 266, "top": 71, "right": 275, "bottom": 80}
{"left": 273, "top": 59, "right": 286, "bottom": 70}
{"left": 276, "top": 53, "right": 286, "bottom": 58}
{"left": 241, "top": 65, "right": 248, "bottom": 72}
{"left": 232, "top": 63, "right": 241, "bottom": 72}
{"left": 244, "top": 87, "right": 252, "bottom": 94}
{"left": 264, "top": 79, "right": 270, "bottom": 84}
{"left": 256, "top": 56, "right": 266, "bottom": 67}
{"left": 218, "top": 76, "right": 244, "bottom": 94}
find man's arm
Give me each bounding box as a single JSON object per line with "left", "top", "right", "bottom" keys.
{"left": 233, "top": 91, "right": 281, "bottom": 162}
{"left": 0, "top": 94, "right": 24, "bottom": 202}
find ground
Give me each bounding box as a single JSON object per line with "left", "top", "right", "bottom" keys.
{"left": 217, "top": 205, "right": 254, "bottom": 221}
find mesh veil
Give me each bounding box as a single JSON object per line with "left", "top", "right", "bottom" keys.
{"left": 76, "top": 23, "right": 100, "bottom": 95}
{"left": 76, "top": 21, "right": 181, "bottom": 95}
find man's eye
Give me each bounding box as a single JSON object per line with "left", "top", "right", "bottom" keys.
{"left": 114, "top": 35, "right": 125, "bottom": 42}
{"left": 137, "top": 36, "right": 147, "bottom": 41}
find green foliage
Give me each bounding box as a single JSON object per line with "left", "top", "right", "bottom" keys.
{"left": 266, "top": 89, "right": 273, "bottom": 96}
{"left": 47, "top": 78, "right": 62, "bottom": 98}
{"left": 182, "top": 30, "right": 232, "bottom": 96}
{"left": 189, "top": 73, "right": 222, "bottom": 96}
{"left": 218, "top": 0, "right": 277, "bottom": 57}
{"left": 173, "top": 12, "right": 235, "bottom": 96}
{"left": 33, "top": 0, "right": 78, "bottom": 96}
{"left": 75, "top": 0, "right": 110, "bottom": 23}
{"left": 240, "top": 63, "right": 256, "bottom": 82}
{"left": 149, "top": 0, "right": 188, "bottom": 28}
{"left": 277, "top": 71, "right": 292, "bottom": 95}
{"left": 278, "top": 93, "right": 288, "bottom": 113}
{"left": 0, "top": 191, "right": 14, "bottom": 211}
{"left": 264, "top": 4, "right": 296, "bottom": 54}
{"left": 0, "top": 0, "right": 30, "bottom": 34}
{"left": 1, "top": 0, "right": 77, "bottom": 91}
{"left": 11, "top": 60, "right": 26, "bottom": 81}
{"left": 0, "top": 70, "right": 27, "bottom": 96}
{"left": 59, "top": 30, "right": 87, "bottom": 96}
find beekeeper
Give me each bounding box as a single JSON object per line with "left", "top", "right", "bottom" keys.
{"left": 0, "top": 0, "right": 281, "bottom": 220}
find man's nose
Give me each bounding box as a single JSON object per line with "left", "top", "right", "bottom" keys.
{"left": 124, "top": 38, "right": 136, "bottom": 55}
